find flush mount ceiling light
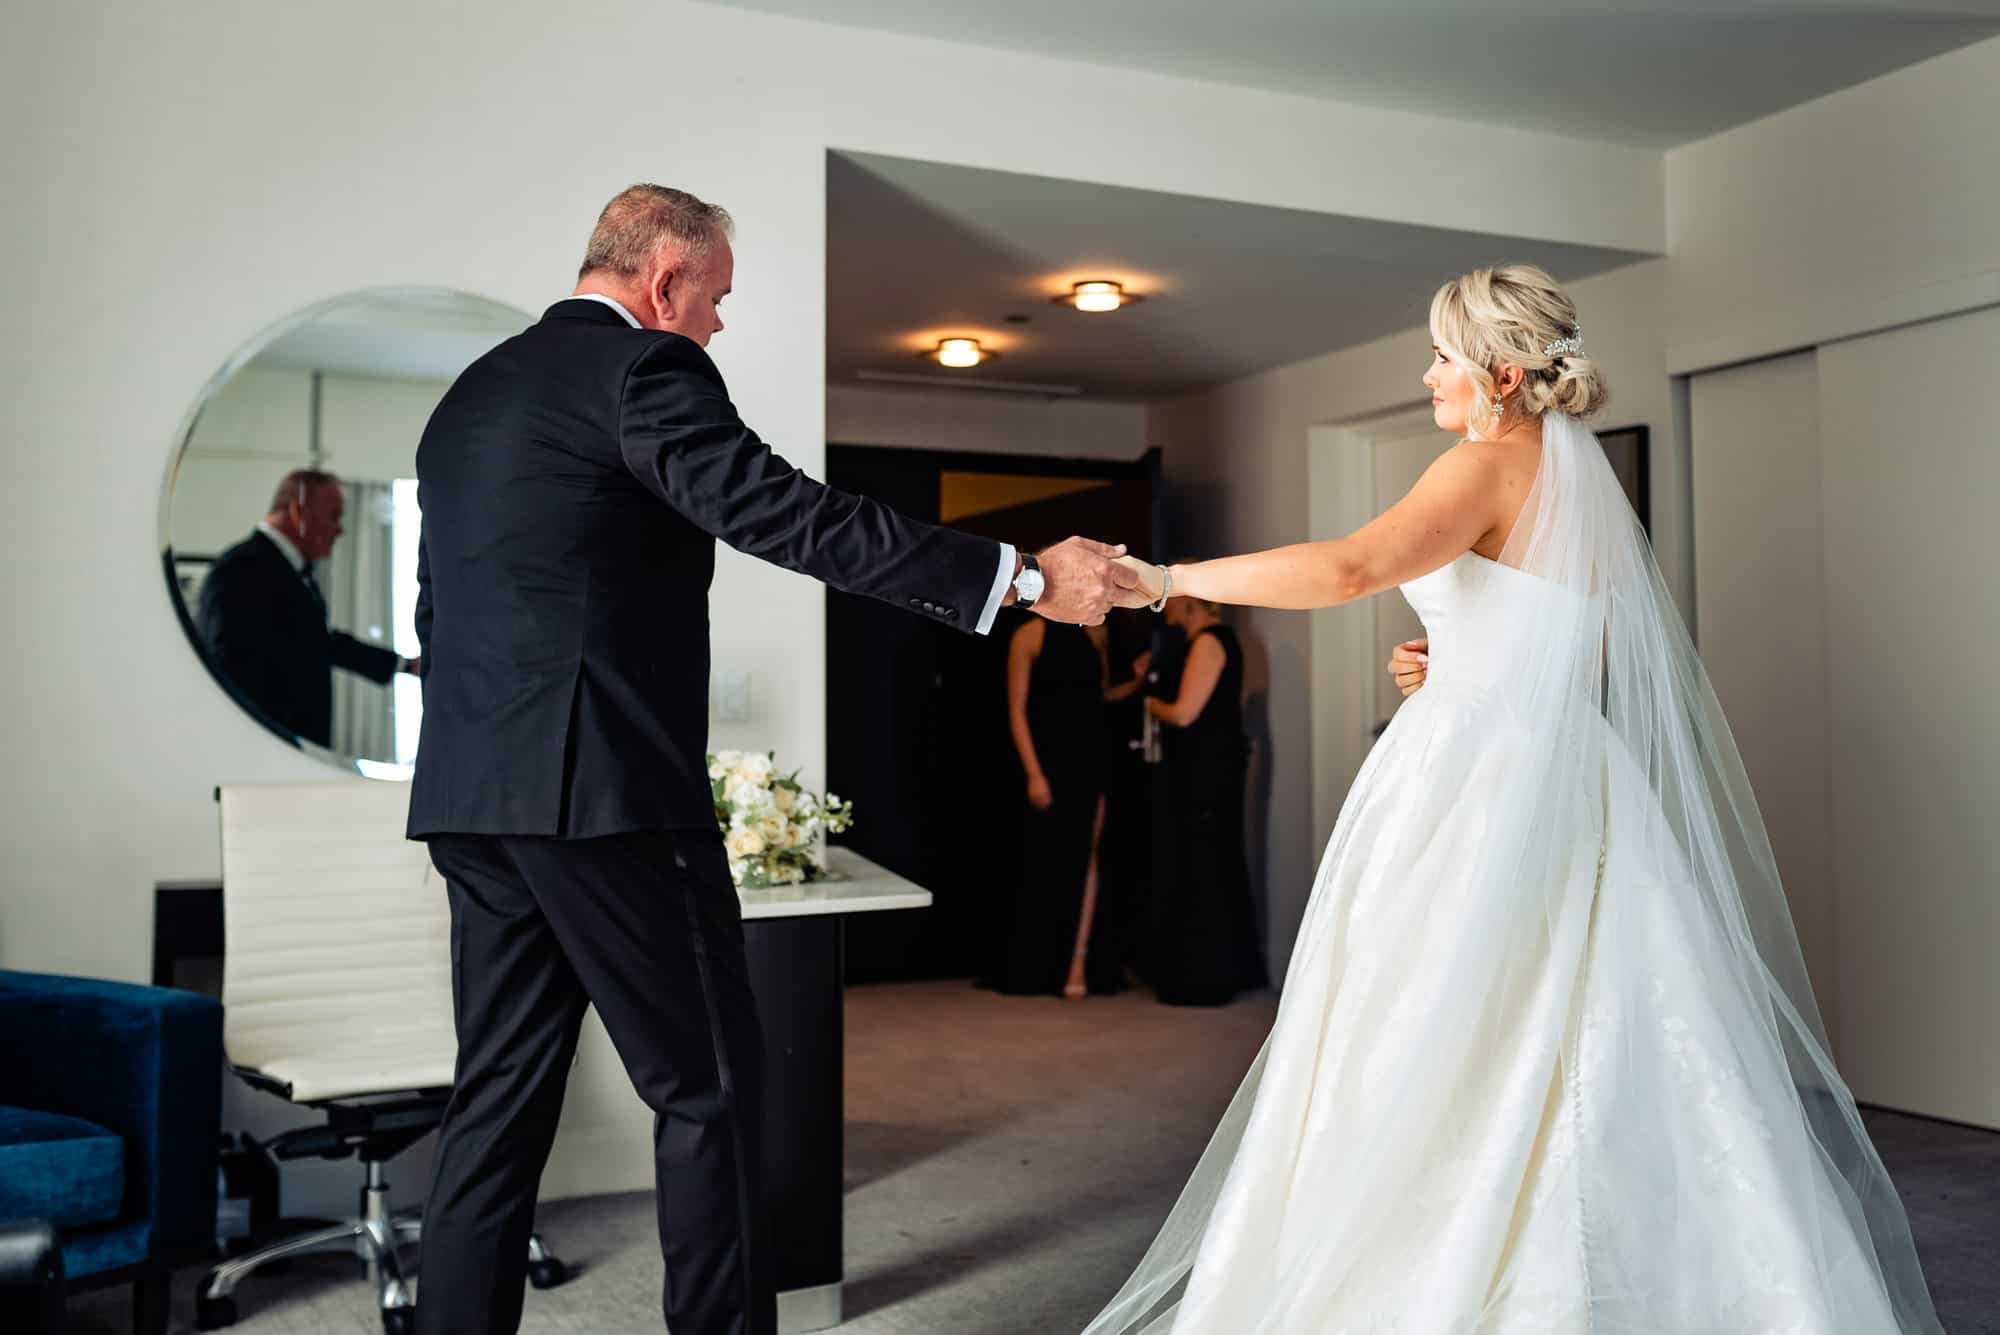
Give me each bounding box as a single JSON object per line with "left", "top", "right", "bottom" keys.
{"left": 1055, "top": 280, "right": 1142, "bottom": 313}
{"left": 932, "top": 337, "right": 988, "bottom": 368}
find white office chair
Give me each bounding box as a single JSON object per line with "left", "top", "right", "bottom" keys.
{"left": 198, "top": 781, "right": 565, "bottom": 1334}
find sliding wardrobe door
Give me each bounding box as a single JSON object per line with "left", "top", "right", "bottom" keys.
{"left": 1689, "top": 352, "right": 1840, "bottom": 1038}
{"left": 1818, "top": 306, "right": 2000, "bottom": 1127}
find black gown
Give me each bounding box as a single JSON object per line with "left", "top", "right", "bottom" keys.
{"left": 1145, "top": 623, "right": 1267, "bottom": 1006}
{"left": 993, "top": 621, "right": 1110, "bottom": 995}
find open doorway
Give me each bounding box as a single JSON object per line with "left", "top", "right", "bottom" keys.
{"left": 826, "top": 445, "right": 1160, "bottom": 982}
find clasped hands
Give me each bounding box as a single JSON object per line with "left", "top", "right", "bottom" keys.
{"left": 1025, "top": 538, "right": 1170, "bottom": 624}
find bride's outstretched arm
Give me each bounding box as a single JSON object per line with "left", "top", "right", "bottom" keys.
{"left": 1131, "top": 444, "right": 1507, "bottom": 611}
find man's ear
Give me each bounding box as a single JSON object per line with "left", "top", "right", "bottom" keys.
{"left": 654, "top": 266, "right": 679, "bottom": 318}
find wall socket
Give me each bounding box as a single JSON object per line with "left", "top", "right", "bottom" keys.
{"left": 713, "top": 670, "right": 752, "bottom": 723}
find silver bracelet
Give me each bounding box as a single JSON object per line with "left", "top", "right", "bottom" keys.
{"left": 1149, "top": 563, "right": 1172, "bottom": 614}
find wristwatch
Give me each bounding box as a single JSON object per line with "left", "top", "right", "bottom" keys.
{"left": 1012, "top": 552, "right": 1045, "bottom": 610}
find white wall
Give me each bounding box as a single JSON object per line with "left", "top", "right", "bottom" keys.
{"left": 1149, "top": 259, "right": 1681, "bottom": 976}
{"left": 827, "top": 384, "right": 1148, "bottom": 461}
{"left": 0, "top": 0, "right": 1663, "bottom": 1203}
{"left": 172, "top": 367, "right": 315, "bottom": 557}
{"left": 1664, "top": 34, "right": 2000, "bottom": 374}
{"left": 319, "top": 373, "right": 453, "bottom": 481}
{"left": 172, "top": 367, "right": 450, "bottom": 557}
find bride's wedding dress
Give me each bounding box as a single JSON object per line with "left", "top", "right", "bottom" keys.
{"left": 1084, "top": 416, "right": 1942, "bottom": 1334}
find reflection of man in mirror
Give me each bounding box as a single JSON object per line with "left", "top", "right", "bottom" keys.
{"left": 195, "top": 467, "right": 418, "bottom": 748}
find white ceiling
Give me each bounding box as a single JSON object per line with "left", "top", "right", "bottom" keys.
{"left": 251, "top": 288, "right": 528, "bottom": 382}
{"left": 713, "top": 0, "right": 1999, "bottom": 148}
{"left": 827, "top": 151, "right": 1648, "bottom": 403}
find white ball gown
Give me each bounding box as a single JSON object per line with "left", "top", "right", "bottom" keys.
{"left": 1082, "top": 415, "right": 1943, "bottom": 1335}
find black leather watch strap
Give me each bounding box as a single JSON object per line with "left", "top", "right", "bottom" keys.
{"left": 1015, "top": 551, "right": 1042, "bottom": 610}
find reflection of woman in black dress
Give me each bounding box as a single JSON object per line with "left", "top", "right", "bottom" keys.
{"left": 1143, "top": 594, "right": 1267, "bottom": 1006}
{"left": 997, "top": 617, "right": 1111, "bottom": 998}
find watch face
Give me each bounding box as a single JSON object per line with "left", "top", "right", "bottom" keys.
{"left": 1017, "top": 568, "right": 1046, "bottom": 603}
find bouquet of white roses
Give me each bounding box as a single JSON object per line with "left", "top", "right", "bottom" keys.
{"left": 707, "top": 750, "right": 855, "bottom": 889}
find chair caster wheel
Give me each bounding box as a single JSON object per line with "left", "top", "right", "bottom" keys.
{"left": 195, "top": 1284, "right": 238, "bottom": 1329}
{"left": 381, "top": 1305, "right": 416, "bottom": 1335}
{"left": 528, "top": 1255, "right": 569, "bottom": 1289}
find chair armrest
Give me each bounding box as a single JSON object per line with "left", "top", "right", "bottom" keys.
{"left": 0, "top": 971, "right": 223, "bottom": 1259}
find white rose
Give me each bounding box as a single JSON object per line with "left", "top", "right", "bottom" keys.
{"left": 784, "top": 823, "right": 808, "bottom": 849}
{"left": 756, "top": 815, "right": 786, "bottom": 846}
{"left": 734, "top": 753, "right": 774, "bottom": 785}
{"left": 772, "top": 786, "right": 796, "bottom": 814}
{"left": 726, "top": 828, "right": 766, "bottom": 858}
{"left": 726, "top": 777, "right": 773, "bottom": 815}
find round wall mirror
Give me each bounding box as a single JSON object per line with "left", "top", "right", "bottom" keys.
{"left": 162, "top": 288, "right": 529, "bottom": 777}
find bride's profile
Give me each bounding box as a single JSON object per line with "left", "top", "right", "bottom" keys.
{"left": 1091, "top": 264, "right": 1944, "bottom": 1333}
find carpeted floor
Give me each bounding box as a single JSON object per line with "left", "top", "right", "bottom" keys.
{"left": 69, "top": 980, "right": 1998, "bottom": 1333}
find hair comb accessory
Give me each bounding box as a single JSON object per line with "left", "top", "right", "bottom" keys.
{"left": 1543, "top": 325, "right": 1584, "bottom": 359}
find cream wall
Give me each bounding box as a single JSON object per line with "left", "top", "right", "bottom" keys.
{"left": 172, "top": 367, "right": 449, "bottom": 557}
{"left": 1148, "top": 259, "right": 1680, "bottom": 976}
{"left": 827, "top": 384, "right": 1149, "bottom": 461}
{"left": 1664, "top": 34, "right": 2000, "bottom": 373}
{"left": 1668, "top": 35, "right": 2000, "bottom": 1125}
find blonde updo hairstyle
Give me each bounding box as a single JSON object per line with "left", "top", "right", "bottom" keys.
{"left": 1429, "top": 263, "right": 1609, "bottom": 439}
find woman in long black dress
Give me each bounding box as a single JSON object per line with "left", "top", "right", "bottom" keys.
{"left": 1143, "top": 593, "right": 1267, "bottom": 1006}
{"left": 995, "top": 616, "right": 1111, "bottom": 998}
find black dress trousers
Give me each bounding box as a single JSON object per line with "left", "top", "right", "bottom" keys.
{"left": 417, "top": 827, "right": 774, "bottom": 1335}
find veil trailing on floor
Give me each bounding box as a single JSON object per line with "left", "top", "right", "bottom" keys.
{"left": 1082, "top": 413, "right": 1942, "bottom": 1333}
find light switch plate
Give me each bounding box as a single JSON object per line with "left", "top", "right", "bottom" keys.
{"left": 714, "top": 670, "right": 752, "bottom": 723}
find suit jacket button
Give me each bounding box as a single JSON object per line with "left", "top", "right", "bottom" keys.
{"left": 909, "top": 597, "right": 922, "bottom": 606}
{"left": 944, "top": 608, "right": 957, "bottom": 619}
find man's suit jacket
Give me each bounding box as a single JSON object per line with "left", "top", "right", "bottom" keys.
{"left": 407, "top": 299, "right": 1004, "bottom": 840}
{"left": 196, "top": 530, "right": 400, "bottom": 748}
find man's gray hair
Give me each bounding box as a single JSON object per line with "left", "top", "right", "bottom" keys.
{"left": 578, "top": 184, "right": 734, "bottom": 280}
{"left": 269, "top": 468, "right": 338, "bottom": 515}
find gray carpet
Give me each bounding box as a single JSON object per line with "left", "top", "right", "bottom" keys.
{"left": 68, "top": 981, "right": 1997, "bottom": 1333}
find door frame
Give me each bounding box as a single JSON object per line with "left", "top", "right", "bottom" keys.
{"left": 1306, "top": 403, "right": 1439, "bottom": 851}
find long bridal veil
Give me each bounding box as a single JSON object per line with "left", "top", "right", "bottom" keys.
{"left": 1082, "top": 414, "right": 1942, "bottom": 1333}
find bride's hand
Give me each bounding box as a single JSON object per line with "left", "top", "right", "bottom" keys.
{"left": 1389, "top": 639, "right": 1429, "bottom": 697}
{"left": 1111, "top": 556, "right": 1166, "bottom": 608}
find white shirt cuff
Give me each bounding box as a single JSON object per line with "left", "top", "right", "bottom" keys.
{"left": 974, "top": 543, "right": 1017, "bottom": 636}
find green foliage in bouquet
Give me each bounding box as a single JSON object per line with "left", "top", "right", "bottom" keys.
{"left": 706, "top": 749, "right": 856, "bottom": 888}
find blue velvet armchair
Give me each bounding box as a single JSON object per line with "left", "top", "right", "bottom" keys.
{"left": 0, "top": 969, "right": 223, "bottom": 1333}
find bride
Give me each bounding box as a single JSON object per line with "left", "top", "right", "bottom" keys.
{"left": 1095, "top": 264, "right": 1943, "bottom": 1333}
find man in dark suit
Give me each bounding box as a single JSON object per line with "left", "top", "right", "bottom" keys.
{"left": 408, "top": 184, "right": 1140, "bottom": 1335}
{"left": 196, "top": 469, "right": 417, "bottom": 748}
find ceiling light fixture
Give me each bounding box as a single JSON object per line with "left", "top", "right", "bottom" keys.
{"left": 1056, "top": 280, "right": 1140, "bottom": 313}
{"left": 933, "top": 337, "right": 987, "bottom": 368}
